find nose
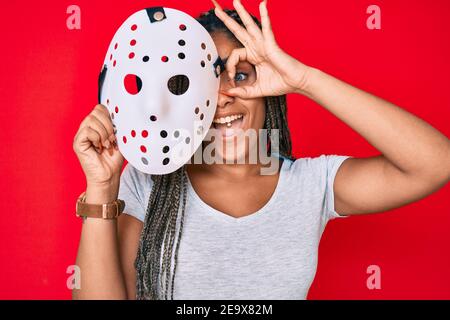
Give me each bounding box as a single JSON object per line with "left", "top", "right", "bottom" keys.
{"left": 217, "top": 73, "right": 234, "bottom": 109}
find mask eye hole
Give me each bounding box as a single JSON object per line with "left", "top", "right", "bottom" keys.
{"left": 167, "top": 75, "right": 189, "bottom": 95}
{"left": 124, "top": 74, "right": 142, "bottom": 95}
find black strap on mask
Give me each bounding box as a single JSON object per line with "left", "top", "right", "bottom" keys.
{"left": 213, "top": 56, "right": 225, "bottom": 78}
{"left": 146, "top": 7, "right": 167, "bottom": 23}
{"left": 97, "top": 64, "right": 107, "bottom": 104}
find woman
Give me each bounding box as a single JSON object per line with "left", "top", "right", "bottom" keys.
{"left": 72, "top": 0, "right": 450, "bottom": 300}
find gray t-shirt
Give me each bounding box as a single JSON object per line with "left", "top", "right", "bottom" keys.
{"left": 118, "top": 154, "right": 351, "bottom": 299}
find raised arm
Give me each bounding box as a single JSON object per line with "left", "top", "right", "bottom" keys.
{"left": 212, "top": 0, "right": 450, "bottom": 215}
{"left": 300, "top": 68, "right": 450, "bottom": 215}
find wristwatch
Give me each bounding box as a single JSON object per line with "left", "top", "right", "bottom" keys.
{"left": 76, "top": 191, "right": 125, "bottom": 219}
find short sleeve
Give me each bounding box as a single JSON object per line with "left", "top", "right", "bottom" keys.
{"left": 324, "top": 155, "right": 352, "bottom": 220}
{"left": 118, "top": 163, "right": 153, "bottom": 222}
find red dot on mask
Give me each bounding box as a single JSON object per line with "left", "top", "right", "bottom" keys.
{"left": 109, "top": 54, "right": 113, "bottom": 61}
{"left": 129, "top": 52, "right": 135, "bottom": 59}
{"left": 161, "top": 56, "right": 168, "bottom": 62}
{"left": 114, "top": 43, "right": 118, "bottom": 50}
{"left": 140, "top": 145, "right": 147, "bottom": 153}
{"left": 130, "top": 39, "right": 136, "bottom": 46}
{"left": 131, "top": 130, "right": 136, "bottom": 137}
{"left": 113, "top": 60, "right": 117, "bottom": 67}
{"left": 123, "top": 136, "right": 127, "bottom": 144}
{"left": 142, "top": 130, "right": 148, "bottom": 138}
{"left": 131, "top": 24, "right": 137, "bottom": 31}
{"left": 179, "top": 24, "right": 186, "bottom": 31}
{"left": 115, "top": 106, "right": 119, "bottom": 113}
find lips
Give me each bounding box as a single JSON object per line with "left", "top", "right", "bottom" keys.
{"left": 213, "top": 114, "right": 243, "bottom": 124}
{"left": 212, "top": 113, "right": 246, "bottom": 137}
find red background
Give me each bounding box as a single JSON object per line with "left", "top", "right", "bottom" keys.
{"left": 0, "top": 0, "right": 449, "bottom": 299}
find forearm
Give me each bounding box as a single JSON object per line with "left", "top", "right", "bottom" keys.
{"left": 298, "top": 67, "right": 450, "bottom": 180}
{"left": 72, "top": 186, "right": 128, "bottom": 300}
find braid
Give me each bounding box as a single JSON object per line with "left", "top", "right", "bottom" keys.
{"left": 265, "top": 96, "right": 294, "bottom": 160}
{"left": 134, "top": 8, "right": 296, "bottom": 300}
{"left": 135, "top": 168, "right": 187, "bottom": 299}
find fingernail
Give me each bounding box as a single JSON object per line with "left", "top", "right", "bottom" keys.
{"left": 221, "top": 89, "right": 233, "bottom": 96}
{"left": 104, "top": 140, "right": 110, "bottom": 149}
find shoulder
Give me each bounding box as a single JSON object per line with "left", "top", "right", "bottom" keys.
{"left": 281, "top": 154, "right": 352, "bottom": 221}
{"left": 120, "top": 162, "right": 153, "bottom": 192}
{"left": 283, "top": 154, "right": 352, "bottom": 179}
{"left": 281, "top": 154, "right": 352, "bottom": 196}
{"left": 118, "top": 163, "right": 154, "bottom": 222}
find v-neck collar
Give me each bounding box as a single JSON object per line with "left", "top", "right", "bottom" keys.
{"left": 185, "top": 156, "right": 287, "bottom": 225}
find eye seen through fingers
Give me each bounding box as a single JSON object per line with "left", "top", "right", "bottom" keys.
{"left": 234, "top": 72, "right": 248, "bottom": 82}
{"left": 232, "top": 61, "right": 256, "bottom": 85}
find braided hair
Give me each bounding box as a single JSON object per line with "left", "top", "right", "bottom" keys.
{"left": 134, "top": 8, "right": 296, "bottom": 300}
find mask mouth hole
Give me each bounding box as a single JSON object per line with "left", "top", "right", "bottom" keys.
{"left": 167, "top": 74, "right": 189, "bottom": 95}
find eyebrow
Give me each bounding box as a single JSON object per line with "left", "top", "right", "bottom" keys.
{"left": 221, "top": 57, "right": 251, "bottom": 66}
{"left": 220, "top": 56, "right": 253, "bottom": 73}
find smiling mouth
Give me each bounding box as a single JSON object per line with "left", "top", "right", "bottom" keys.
{"left": 212, "top": 113, "right": 245, "bottom": 137}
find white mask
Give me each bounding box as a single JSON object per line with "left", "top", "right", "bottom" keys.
{"left": 98, "top": 7, "right": 223, "bottom": 174}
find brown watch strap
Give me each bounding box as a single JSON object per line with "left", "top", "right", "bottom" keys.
{"left": 76, "top": 192, "right": 125, "bottom": 219}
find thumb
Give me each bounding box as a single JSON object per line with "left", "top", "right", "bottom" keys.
{"left": 225, "top": 85, "right": 262, "bottom": 99}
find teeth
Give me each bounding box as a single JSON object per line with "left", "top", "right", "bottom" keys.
{"left": 213, "top": 114, "right": 243, "bottom": 124}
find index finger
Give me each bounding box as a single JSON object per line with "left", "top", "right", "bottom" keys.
{"left": 91, "top": 105, "right": 115, "bottom": 141}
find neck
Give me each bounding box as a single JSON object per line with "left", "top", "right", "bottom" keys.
{"left": 205, "top": 162, "right": 264, "bottom": 181}
{"left": 187, "top": 155, "right": 282, "bottom": 182}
